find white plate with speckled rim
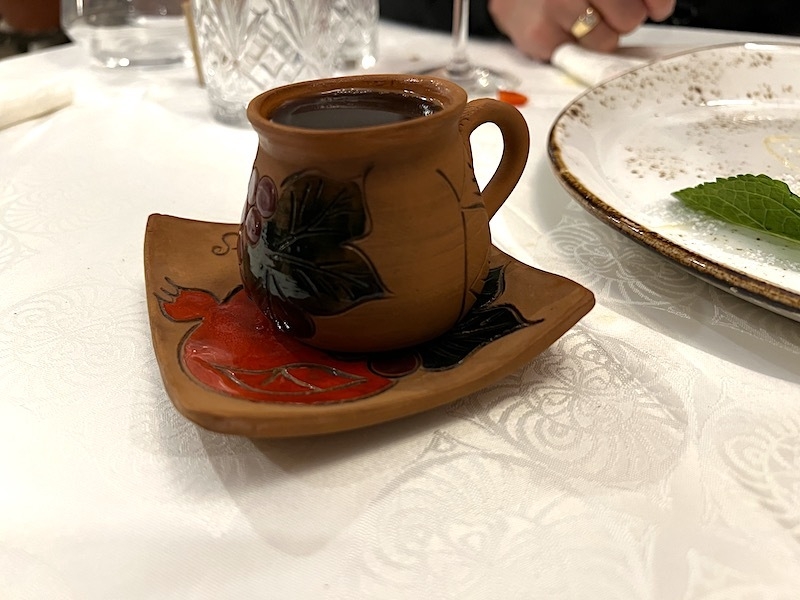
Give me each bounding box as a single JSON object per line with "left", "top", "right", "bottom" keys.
{"left": 549, "top": 42, "right": 800, "bottom": 322}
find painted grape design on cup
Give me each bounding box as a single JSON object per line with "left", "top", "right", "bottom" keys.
{"left": 239, "top": 167, "right": 387, "bottom": 338}
{"left": 242, "top": 169, "right": 277, "bottom": 246}
{"left": 255, "top": 176, "right": 277, "bottom": 219}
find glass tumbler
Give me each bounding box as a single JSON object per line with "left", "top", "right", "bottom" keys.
{"left": 192, "top": 0, "right": 335, "bottom": 126}
{"left": 61, "top": 0, "right": 192, "bottom": 68}
{"left": 329, "top": 0, "right": 378, "bottom": 70}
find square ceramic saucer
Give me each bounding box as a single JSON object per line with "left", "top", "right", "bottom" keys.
{"left": 144, "top": 214, "right": 594, "bottom": 437}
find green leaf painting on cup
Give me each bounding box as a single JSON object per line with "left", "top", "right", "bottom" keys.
{"left": 242, "top": 169, "right": 387, "bottom": 323}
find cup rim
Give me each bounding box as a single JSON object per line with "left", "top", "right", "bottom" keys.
{"left": 246, "top": 74, "right": 468, "bottom": 136}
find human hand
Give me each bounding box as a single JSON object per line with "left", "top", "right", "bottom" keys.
{"left": 488, "top": 0, "right": 676, "bottom": 61}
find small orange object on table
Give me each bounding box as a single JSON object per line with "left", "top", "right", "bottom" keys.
{"left": 497, "top": 90, "right": 528, "bottom": 106}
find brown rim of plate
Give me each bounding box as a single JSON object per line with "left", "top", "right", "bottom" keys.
{"left": 546, "top": 43, "right": 800, "bottom": 320}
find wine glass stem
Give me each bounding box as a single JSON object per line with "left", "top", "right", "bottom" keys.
{"left": 446, "top": 0, "right": 472, "bottom": 78}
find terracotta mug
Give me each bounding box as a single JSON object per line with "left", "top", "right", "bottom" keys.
{"left": 238, "top": 74, "right": 529, "bottom": 353}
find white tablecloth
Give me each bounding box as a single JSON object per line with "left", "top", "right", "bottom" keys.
{"left": 2, "top": 20, "right": 799, "bottom": 599}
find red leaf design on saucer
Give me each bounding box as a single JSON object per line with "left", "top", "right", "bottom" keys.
{"left": 159, "top": 285, "right": 393, "bottom": 404}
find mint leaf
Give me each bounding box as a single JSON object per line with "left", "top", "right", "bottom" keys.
{"left": 673, "top": 174, "right": 800, "bottom": 244}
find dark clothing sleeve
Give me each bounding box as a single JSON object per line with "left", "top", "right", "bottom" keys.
{"left": 664, "top": 0, "right": 800, "bottom": 36}
{"left": 379, "top": 0, "right": 800, "bottom": 37}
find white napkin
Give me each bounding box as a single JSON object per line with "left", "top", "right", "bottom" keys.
{"left": 551, "top": 44, "right": 647, "bottom": 87}
{"left": 551, "top": 44, "right": 700, "bottom": 87}
{"left": 0, "top": 79, "right": 74, "bottom": 131}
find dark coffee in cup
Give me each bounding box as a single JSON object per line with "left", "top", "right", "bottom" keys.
{"left": 269, "top": 89, "right": 442, "bottom": 130}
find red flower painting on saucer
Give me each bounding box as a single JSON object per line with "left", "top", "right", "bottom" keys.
{"left": 157, "top": 262, "right": 535, "bottom": 405}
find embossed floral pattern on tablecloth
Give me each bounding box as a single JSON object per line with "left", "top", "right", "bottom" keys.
{"left": 2, "top": 24, "right": 800, "bottom": 600}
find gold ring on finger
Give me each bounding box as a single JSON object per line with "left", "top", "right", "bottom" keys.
{"left": 570, "top": 7, "right": 600, "bottom": 39}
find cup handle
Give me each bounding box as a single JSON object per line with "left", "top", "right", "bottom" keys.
{"left": 459, "top": 99, "right": 530, "bottom": 218}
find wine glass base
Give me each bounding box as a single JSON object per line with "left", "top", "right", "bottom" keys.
{"left": 423, "top": 64, "right": 521, "bottom": 97}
